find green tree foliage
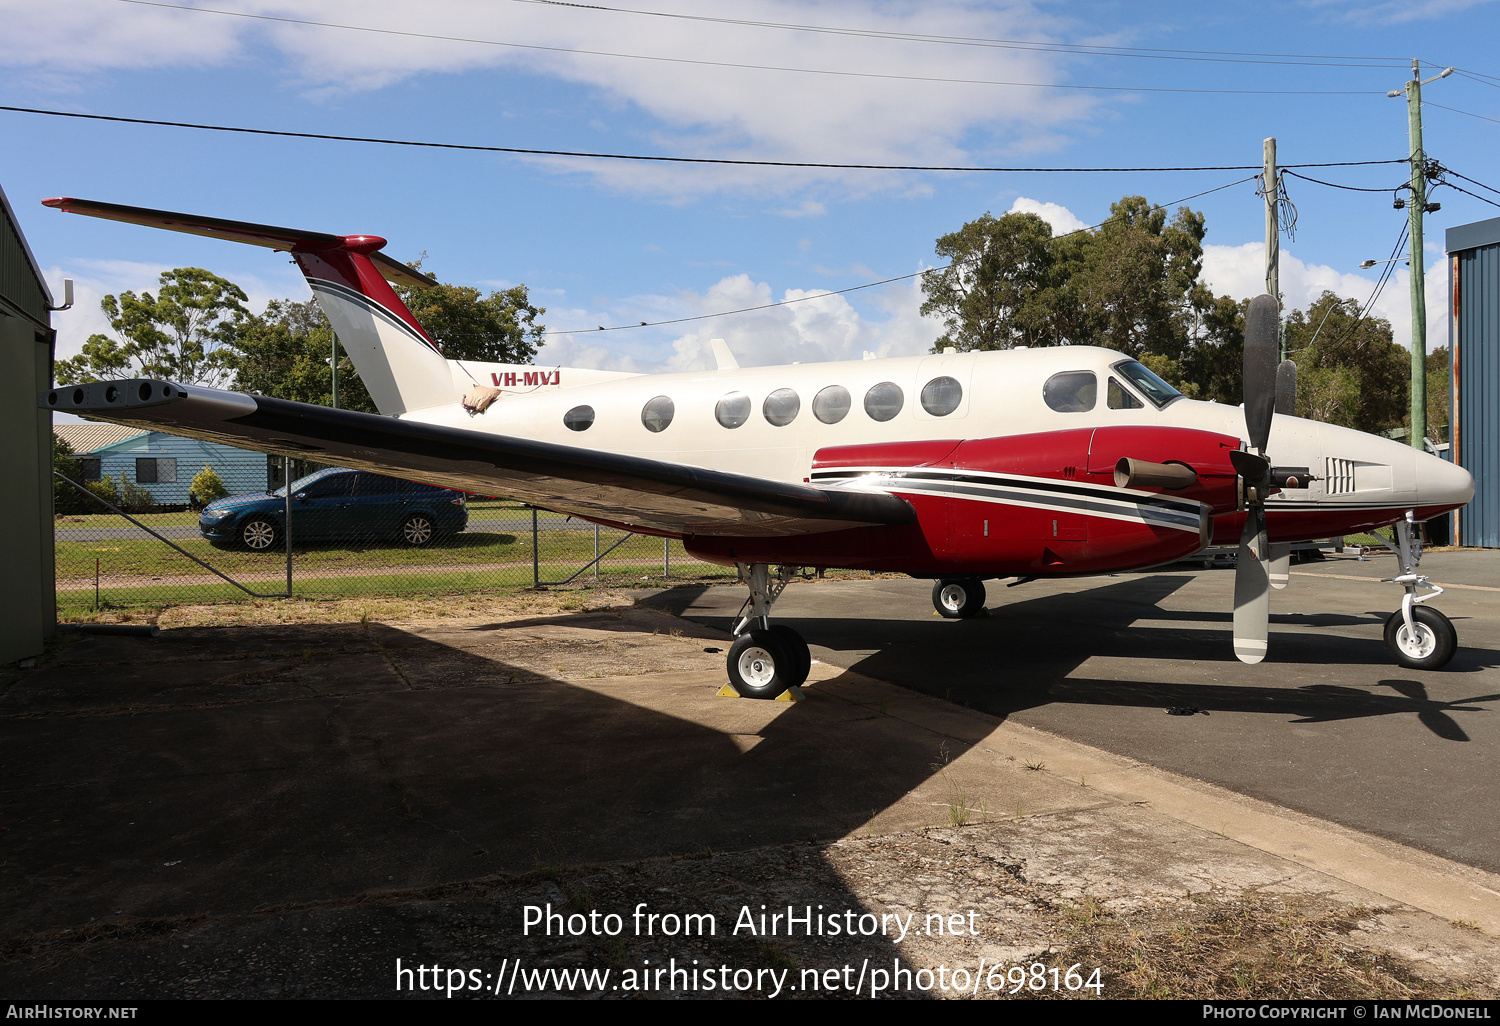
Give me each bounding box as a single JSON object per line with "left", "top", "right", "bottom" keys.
{"left": 190, "top": 465, "right": 229, "bottom": 506}
{"left": 1426, "top": 346, "right": 1450, "bottom": 441}
{"left": 1283, "top": 292, "right": 1409, "bottom": 434}
{"left": 84, "top": 474, "right": 120, "bottom": 509}
{"left": 227, "top": 299, "right": 377, "bottom": 413}
{"left": 54, "top": 268, "right": 249, "bottom": 387}
{"left": 395, "top": 261, "right": 546, "bottom": 363}
{"left": 52, "top": 435, "right": 91, "bottom": 515}
{"left": 921, "top": 197, "right": 1240, "bottom": 398}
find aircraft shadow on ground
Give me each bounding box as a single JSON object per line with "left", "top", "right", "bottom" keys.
{"left": 0, "top": 614, "right": 956, "bottom": 978}
{"left": 653, "top": 576, "right": 1500, "bottom": 744}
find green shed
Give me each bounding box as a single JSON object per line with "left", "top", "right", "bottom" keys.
{"left": 1, "top": 182, "right": 58, "bottom": 662}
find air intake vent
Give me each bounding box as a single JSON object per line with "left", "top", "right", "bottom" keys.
{"left": 1325, "top": 457, "right": 1356, "bottom": 495}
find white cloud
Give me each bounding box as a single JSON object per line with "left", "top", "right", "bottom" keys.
{"left": 0, "top": 0, "right": 1105, "bottom": 197}
{"left": 1007, "top": 196, "right": 1089, "bottom": 236}
{"left": 1201, "top": 242, "right": 1449, "bottom": 353}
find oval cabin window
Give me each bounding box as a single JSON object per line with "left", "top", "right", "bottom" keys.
{"left": 763, "top": 388, "right": 801, "bottom": 427}
{"left": 715, "top": 393, "right": 751, "bottom": 429}
{"left": 863, "top": 381, "right": 904, "bottom": 422}
{"left": 563, "top": 405, "right": 595, "bottom": 431}
{"left": 920, "top": 376, "right": 963, "bottom": 417}
{"left": 812, "top": 385, "right": 851, "bottom": 424}
{"left": 641, "top": 395, "right": 675, "bottom": 432}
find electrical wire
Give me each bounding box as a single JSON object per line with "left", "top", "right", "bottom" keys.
{"left": 1283, "top": 169, "right": 1408, "bottom": 192}
{"left": 0, "top": 105, "right": 1408, "bottom": 174}
{"left": 1422, "top": 100, "right": 1500, "bottom": 126}
{"left": 1436, "top": 181, "right": 1500, "bottom": 210}
{"left": 103, "top": 0, "right": 1386, "bottom": 95}
{"left": 545, "top": 175, "right": 1259, "bottom": 335}
{"left": 1442, "top": 168, "right": 1500, "bottom": 198}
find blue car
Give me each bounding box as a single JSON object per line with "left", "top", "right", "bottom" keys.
{"left": 199, "top": 468, "right": 469, "bottom": 550}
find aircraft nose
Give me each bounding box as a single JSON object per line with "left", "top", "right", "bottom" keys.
{"left": 1416, "top": 451, "right": 1475, "bottom": 510}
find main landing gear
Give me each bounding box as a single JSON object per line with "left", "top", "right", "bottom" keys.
{"left": 932, "top": 577, "right": 986, "bottom": 619}
{"left": 1382, "top": 512, "right": 1457, "bottom": 670}
{"left": 726, "top": 564, "right": 812, "bottom": 699}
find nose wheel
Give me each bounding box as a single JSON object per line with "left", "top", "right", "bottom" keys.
{"left": 1380, "top": 512, "right": 1458, "bottom": 670}
{"left": 932, "top": 578, "right": 986, "bottom": 619}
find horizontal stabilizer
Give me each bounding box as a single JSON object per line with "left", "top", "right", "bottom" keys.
{"left": 44, "top": 380, "right": 917, "bottom": 538}
{"left": 42, "top": 197, "right": 435, "bottom": 290}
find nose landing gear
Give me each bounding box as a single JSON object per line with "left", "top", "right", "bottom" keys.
{"left": 725, "top": 564, "right": 812, "bottom": 699}
{"left": 1382, "top": 511, "right": 1457, "bottom": 670}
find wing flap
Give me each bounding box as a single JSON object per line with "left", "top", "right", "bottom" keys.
{"left": 44, "top": 380, "right": 915, "bottom": 538}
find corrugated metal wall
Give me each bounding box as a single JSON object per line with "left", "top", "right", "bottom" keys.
{"left": 1455, "top": 240, "right": 1500, "bottom": 547}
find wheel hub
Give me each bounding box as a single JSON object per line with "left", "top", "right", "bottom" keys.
{"left": 940, "top": 585, "right": 965, "bottom": 611}
{"left": 736, "top": 646, "right": 777, "bottom": 688}
{"left": 1397, "top": 623, "right": 1437, "bottom": 660}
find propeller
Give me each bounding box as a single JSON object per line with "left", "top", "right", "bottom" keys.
{"left": 1232, "top": 295, "right": 1281, "bottom": 664}
{"left": 1268, "top": 359, "right": 1297, "bottom": 590}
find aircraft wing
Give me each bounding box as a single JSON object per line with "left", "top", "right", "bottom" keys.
{"left": 46, "top": 379, "right": 915, "bottom": 538}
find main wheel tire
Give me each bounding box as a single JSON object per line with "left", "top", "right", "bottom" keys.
{"left": 767, "top": 624, "right": 811, "bottom": 688}
{"left": 932, "top": 578, "right": 986, "bottom": 619}
{"left": 727, "top": 630, "right": 796, "bottom": 699}
{"left": 239, "top": 517, "right": 280, "bottom": 552}
{"left": 400, "top": 513, "right": 436, "bottom": 547}
{"left": 1384, "top": 606, "right": 1457, "bottom": 670}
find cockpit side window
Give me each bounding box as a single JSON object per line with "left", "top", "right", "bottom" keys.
{"left": 1107, "top": 377, "right": 1144, "bottom": 410}
{"left": 1113, "top": 360, "right": 1182, "bottom": 408}
{"left": 1043, "top": 371, "right": 1097, "bottom": 413}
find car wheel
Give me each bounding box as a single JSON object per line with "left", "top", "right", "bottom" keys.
{"left": 401, "top": 513, "right": 436, "bottom": 547}
{"left": 240, "top": 517, "right": 280, "bottom": 551}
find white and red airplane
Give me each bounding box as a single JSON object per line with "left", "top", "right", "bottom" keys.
{"left": 42, "top": 198, "right": 1475, "bottom": 698}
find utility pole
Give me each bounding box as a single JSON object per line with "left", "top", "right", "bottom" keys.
{"left": 1263, "top": 137, "right": 1281, "bottom": 359}
{"left": 1390, "top": 60, "right": 1454, "bottom": 449}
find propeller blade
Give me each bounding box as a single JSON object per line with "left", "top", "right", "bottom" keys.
{"left": 1233, "top": 507, "right": 1270, "bottom": 663}
{"left": 1275, "top": 360, "right": 1297, "bottom": 418}
{"left": 1244, "top": 294, "right": 1280, "bottom": 452}
{"left": 1269, "top": 543, "right": 1291, "bottom": 590}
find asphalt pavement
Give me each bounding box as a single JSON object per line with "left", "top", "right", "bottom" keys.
{"left": 647, "top": 549, "right": 1500, "bottom": 874}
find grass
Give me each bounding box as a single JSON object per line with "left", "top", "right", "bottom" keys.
{"left": 1052, "top": 892, "right": 1485, "bottom": 1000}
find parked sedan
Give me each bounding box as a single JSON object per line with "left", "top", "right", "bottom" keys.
{"left": 199, "top": 468, "right": 469, "bottom": 550}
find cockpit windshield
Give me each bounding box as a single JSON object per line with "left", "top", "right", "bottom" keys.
{"left": 1113, "top": 360, "right": 1183, "bottom": 409}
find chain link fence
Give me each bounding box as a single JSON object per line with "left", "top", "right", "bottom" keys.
{"left": 53, "top": 441, "right": 736, "bottom": 620}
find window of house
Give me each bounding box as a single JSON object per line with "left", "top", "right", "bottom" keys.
{"left": 134, "top": 457, "right": 177, "bottom": 484}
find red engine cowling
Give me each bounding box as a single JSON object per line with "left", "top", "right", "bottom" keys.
{"left": 685, "top": 426, "right": 1244, "bottom": 576}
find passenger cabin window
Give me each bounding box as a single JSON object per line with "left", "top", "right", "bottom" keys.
{"left": 303, "top": 474, "right": 353, "bottom": 499}
{"left": 563, "top": 405, "right": 595, "bottom": 431}
{"left": 763, "top": 388, "right": 801, "bottom": 427}
{"left": 715, "top": 392, "right": 751, "bottom": 429}
{"left": 920, "top": 376, "right": 963, "bottom": 417}
{"left": 864, "top": 381, "right": 904, "bottom": 422}
{"left": 1113, "top": 360, "right": 1183, "bottom": 408}
{"left": 1107, "top": 377, "right": 1144, "bottom": 410}
{"left": 641, "top": 395, "right": 675, "bottom": 433}
{"left": 1043, "top": 371, "right": 1097, "bottom": 413}
{"left": 812, "top": 385, "right": 851, "bottom": 424}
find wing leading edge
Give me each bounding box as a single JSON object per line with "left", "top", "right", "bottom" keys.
{"left": 44, "top": 380, "right": 915, "bottom": 538}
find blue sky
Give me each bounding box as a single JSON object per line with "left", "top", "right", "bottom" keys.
{"left": 3, "top": 0, "right": 1499, "bottom": 376}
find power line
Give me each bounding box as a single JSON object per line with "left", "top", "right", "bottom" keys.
{"left": 546, "top": 175, "right": 1259, "bottom": 335}
{"left": 0, "top": 105, "right": 1407, "bottom": 174}
{"left": 1283, "top": 169, "right": 1406, "bottom": 192}
{"left": 1422, "top": 100, "right": 1500, "bottom": 125}
{"left": 1438, "top": 181, "right": 1500, "bottom": 210}
{"left": 104, "top": 0, "right": 1385, "bottom": 95}
{"left": 1443, "top": 167, "right": 1500, "bottom": 198}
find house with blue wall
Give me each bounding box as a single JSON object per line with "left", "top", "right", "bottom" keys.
{"left": 56, "top": 423, "right": 271, "bottom": 506}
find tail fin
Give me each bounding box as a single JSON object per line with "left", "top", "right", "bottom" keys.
{"left": 42, "top": 197, "right": 456, "bottom": 416}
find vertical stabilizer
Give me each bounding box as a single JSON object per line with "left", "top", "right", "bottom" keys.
{"left": 42, "top": 198, "right": 457, "bottom": 416}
